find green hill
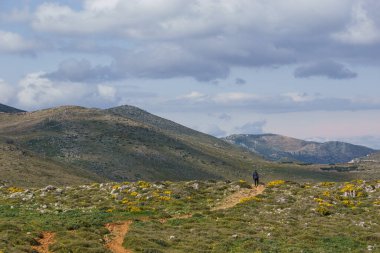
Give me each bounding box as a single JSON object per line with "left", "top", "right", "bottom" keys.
{"left": 0, "top": 105, "right": 269, "bottom": 185}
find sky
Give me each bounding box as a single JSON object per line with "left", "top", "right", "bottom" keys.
{"left": 0, "top": 0, "right": 380, "bottom": 148}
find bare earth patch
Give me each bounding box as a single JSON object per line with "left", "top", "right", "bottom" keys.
{"left": 32, "top": 232, "right": 55, "bottom": 253}
{"left": 212, "top": 184, "right": 265, "bottom": 211}
{"left": 104, "top": 185, "right": 265, "bottom": 252}
{"left": 105, "top": 221, "right": 133, "bottom": 253}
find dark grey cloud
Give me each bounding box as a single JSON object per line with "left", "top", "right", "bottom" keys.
{"left": 235, "top": 121, "right": 266, "bottom": 134}
{"left": 235, "top": 78, "right": 246, "bottom": 85}
{"left": 44, "top": 59, "right": 123, "bottom": 83}
{"left": 294, "top": 60, "right": 357, "bottom": 79}
{"left": 31, "top": 1, "right": 380, "bottom": 82}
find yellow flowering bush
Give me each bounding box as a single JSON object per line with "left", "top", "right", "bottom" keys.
{"left": 7, "top": 187, "right": 24, "bottom": 193}
{"left": 342, "top": 199, "right": 355, "bottom": 207}
{"left": 340, "top": 183, "right": 356, "bottom": 193}
{"left": 322, "top": 191, "right": 331, "bottom": 197}
{"left": 130, "top": 192, "right": 138, "bottom": 197}
{"left": 267, "top": 180, "right": 285, "bottom": 188}
{"left": 138, "top": 181, "right": 151, "bottom": 189}
{"left": 320, "top": 182, "right": 335, "bottom": 187}
{"left": 112, "top": 184, "right": 121, "bottom": 190}
{"left": 240, "top": 196, "right": 262, "bottom": 203}
{"left": 129, "top": 206, "right": 141, "bottom": 212}
{"left": 159, "top": 196, "right": 171, "bottom": 201}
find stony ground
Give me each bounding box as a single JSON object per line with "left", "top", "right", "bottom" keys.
{"left": 0, "top": 179, "right": 379, "bottom": 252}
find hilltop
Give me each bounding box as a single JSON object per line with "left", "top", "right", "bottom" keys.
{"left": 224, "top": 134, "right": 375, "bottom": 164}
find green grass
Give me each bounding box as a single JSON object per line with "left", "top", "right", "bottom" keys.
{"left": 0, "top": 179, "right": 379, "bottom": 252}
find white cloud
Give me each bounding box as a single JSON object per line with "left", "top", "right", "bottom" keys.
{"left": 16, "top": 73, "right": 89, "bottom": 109}
{"left": 180, "top": 91, "right": 207, "bottom": 101}
{"left": 282, "top": 92, "right": 316, "bottom": 102}
{"left": 97, "top": 84, "right": 117, "bottom": 101}
{"left": 0, "top": 30, "right": 36, "bottom": 53}
{"left": 332, "top": 2, "right": 380, "bottom": 45}
{"left": 213, "top": 92, "right": 258, "bottom": 103}
{"left": 0, "top": 79, "right": 15, "bottom": 104}
{"left": 235, "top": 121, "right": 267, "bottom": 134}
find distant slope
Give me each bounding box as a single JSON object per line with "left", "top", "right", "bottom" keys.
{"left": 0, "top": 103, "right": 25, "bottom": 113}
{"left": 224, "top": 134, "right": 375, "bottom": 164}
{"left": 0, "top": 105, "right": 269, "bottom": 184}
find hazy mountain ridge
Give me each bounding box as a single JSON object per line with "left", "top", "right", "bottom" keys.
{"left": 224, "top": 134, "right": 376, "bottom": 164}
{"left": 0, "top": 103, "right": 25, "bottom": 113}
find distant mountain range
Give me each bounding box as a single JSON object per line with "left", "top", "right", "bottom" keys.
{"left": 0, "top": 104, "right": 270, "bottom": 186}
{"left": 0, "top": 103, "right": 25, "bottom": 113}
{"left": 223, "top": 134, "right": 376, "bottom": 164}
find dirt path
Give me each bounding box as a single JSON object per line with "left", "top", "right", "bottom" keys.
{"left": 105, "top": 221, "right": 133, "bottom": 253}
{"left": 212, "top": 185, "right": 265, "bottom": 211}
{"left": 105, "top": 185, "right": 265, "bottom": 253}
{"left": 32, "top": 232, "right": 55, "bottom": 253}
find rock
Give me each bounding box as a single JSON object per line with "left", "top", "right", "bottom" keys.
{"left": 43, "top": 185, "right": 56, "bottom": 192}
{"left": 55, "top": 188, "right": 64, "bottom": 194}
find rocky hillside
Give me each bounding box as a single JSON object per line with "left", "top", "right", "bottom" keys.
{"left": 0, "top": 103, "right": 25, "bottom": 113}
{"left": 0, "top": 105, "right": 269, "bottom": 186}
{"left": 224, "top": 134, "right": 376, "bottom": 164}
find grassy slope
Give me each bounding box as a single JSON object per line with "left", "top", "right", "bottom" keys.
{"left": 0, "top": 139, "right": 102, "bottom": 187}
{"left": 0, "top": 106, "right": 267, "bottom": 184}
{"left": 0, "top": 179, "right": 379, "bottom": 252}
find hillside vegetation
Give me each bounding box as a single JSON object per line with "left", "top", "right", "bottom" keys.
{"left": 0, "top": 105, "right": 268, "bottom": 186}
{"left": 0, "top": 179, "right": 379, "bottom": 252}
{"left": 224, "top": 134, "right": 375, "bottom": 164}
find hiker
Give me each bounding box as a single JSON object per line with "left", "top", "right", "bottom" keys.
{"left": 252, "top": 170, "right": 259, "bottom": 187}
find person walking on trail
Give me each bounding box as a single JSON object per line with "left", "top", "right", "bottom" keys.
{"left": 253, "top": 170, "right": 259, "bottom": 187}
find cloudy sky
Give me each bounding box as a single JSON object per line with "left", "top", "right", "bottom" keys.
{"left": 1, "top": 0, "right": 380, "bottom": 148}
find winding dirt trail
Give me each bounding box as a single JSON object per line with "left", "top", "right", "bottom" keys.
{"left": 105, "top": 185, "right": 265, "bottom": 253}
{"left": 212, "top": 184, "right": 265, "bottom": 211}
{"left": 105, "top": 221, "right": 133, "bottom": 253}
{"left": 32, "top": 232, "right": 55, "bottom": 253}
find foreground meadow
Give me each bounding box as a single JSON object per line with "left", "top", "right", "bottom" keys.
{"left": 0, "top": 179, "right": 379, "bottom": 252}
